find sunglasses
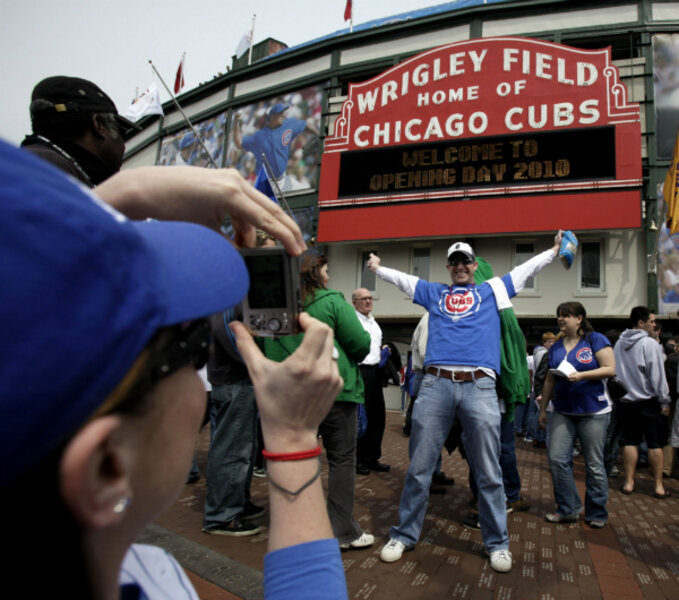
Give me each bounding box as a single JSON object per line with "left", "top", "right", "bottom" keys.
{"left": 148, "top": 319, "right": 211, "bottom": 381}
{"left": 448, "top": 256, "right": 473, "bottom": 267}
{"left": 93, "top": 318, "right": 211, "bottom": 420}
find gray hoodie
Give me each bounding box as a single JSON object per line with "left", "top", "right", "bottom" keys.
{"left": 613, "top": 328, "right": 670, "bottom": 404}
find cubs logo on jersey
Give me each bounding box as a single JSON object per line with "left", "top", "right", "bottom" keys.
{"left": 281, "top": 128, "right": 294, "bottom": 146}
{"left": 575, "top": 346, "right": 593, "bottom": 364}
{"left": 438, "top": 286, "right": 481, "bottom": 321}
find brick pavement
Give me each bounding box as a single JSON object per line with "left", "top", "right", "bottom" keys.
{"left": 146, "top": 411, "right": 679, "bottom": 599}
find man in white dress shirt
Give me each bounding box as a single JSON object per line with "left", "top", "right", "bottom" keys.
{"left": 352, "top": 288, "right": 390, "bottom": 474}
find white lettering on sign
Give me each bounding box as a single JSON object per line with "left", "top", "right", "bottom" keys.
{"left": 355, "top": 47, "right": 598, "bottom": 116}
{"left": 504, "top": 100, "right": 600, "bottom": 131}
{"left": 502, "top": 48, "right": 597, "bottom": 86}
{"left": 353, "top": 98, "right": 599, "bottom": 145}
{"left": 355, "top": 49, "right": 488, "bottom": 114}
{"left": 416, "top": 86, "right": 479, "bottom": 106}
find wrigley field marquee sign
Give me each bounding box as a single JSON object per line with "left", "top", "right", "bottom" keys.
{"left": 317, "top": 37, "right": 642, "bottom": 242}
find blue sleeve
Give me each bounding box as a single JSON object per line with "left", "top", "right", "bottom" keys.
{"left": 589, "top": 331, "right": 611, "bottom": 354}
{"left": 288, "top": 118, "right": 308, "bottom": 138}
{"left": 241, "top": 131, "right": 259, "bottom": 154}
{"left": 413, "top": 279, "right": 434, "bottom": 309}
{"left": 501, "top": 272, "right": 516, "bottom": 298}
{"left": 264, "top": 539, "right": 348, "bottom": 600}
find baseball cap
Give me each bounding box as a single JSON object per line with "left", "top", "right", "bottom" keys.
{"left": 447, "top": 241, "right": 475, "bottom": 261}
{"left": 179, "top": 133, "right": 196, "bottom": 149}
{"left": 267, "top": 103, "right": 289, "bottom": 117}
{"left": 0, "top": 139, "right": 249, "bottom": 486}
{"left": 30, "top": 75, "right": 139, "bottom": 136}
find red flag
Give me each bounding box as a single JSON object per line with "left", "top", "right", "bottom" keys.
{"left": 344, "top": 0, "right": 352, "bottom": 22}
{"left": 174, "top": 56, "right": 185, "bottom": 94}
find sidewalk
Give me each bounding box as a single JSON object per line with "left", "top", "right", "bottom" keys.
{"left": 145, "top": 411, "right": 679, "bottom": 599}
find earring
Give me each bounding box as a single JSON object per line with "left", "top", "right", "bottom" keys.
{"left": 113, "top": 496, "right": 132, "bottom": 514}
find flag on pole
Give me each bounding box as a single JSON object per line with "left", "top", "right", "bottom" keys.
{"left": 235, "top": 30, "right": 252, "bottom": 58}
{"left": 666, "top": 128, "right": 679, "bottom": 235}
{"left": 122, "top": 83, "right": 164, "bottom": 122}
{"left": 344, "top": 0, "right": 352, "bottom": 22}
{"left": 254, "top": 164, "right": 278, "bottom": 204}
{"left": 174, "top": 54, "right": 185, "bottom": 94}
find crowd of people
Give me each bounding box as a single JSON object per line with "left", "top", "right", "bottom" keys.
{"left": 5, "top": 73, "right": 679, "bottom": 598}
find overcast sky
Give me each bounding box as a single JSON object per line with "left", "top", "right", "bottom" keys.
{"left": 0, "top": 0, "right": 448, "bottom": 145}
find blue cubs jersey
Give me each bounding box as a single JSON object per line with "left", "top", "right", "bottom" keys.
{"left": 548, "top": 331, "right": 611, "bottom": 414}
{"left": 413, "top": 273, "right": 516, "bottom": 374}
{"left": 242, "top": 118, "right": 307, "bottom": 178}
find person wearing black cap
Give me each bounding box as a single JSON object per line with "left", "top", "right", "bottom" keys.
{"left": 20, "top": 75, "right": 138, "bottom": 187}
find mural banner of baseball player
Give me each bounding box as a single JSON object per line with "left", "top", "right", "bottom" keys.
{"left": 226, "top": 85, "right": 322, "bottom": 193}
{"left": 158, "top": 112, "right": 227, "bottom": 167}
{"left": 654, "top": 34, "right": 679, "bottom": 315}
{"left": 654, "top": 34, "right": 679, "bottom": 160}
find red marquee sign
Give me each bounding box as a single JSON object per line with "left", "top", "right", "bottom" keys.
{"left": 318, "top": 37, "right": 642, "bottom": 242}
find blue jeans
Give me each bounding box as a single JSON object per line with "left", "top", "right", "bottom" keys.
{"left": 393, "top": 373, "right": 508, "bottom": 552}
{"left": 526, "top": 393, "right": 546, "bottom": 442}
{"left": 514, "top": 401, "right": 528, "bottom": 435}
{"left": 547, "top": 411, "right": 609, "bottom": 522}
{"left": 203, "top": 380, "right": 258, "bottom": 529}
{"left": 469, "top": 412, "right": 521, "bottom": 503}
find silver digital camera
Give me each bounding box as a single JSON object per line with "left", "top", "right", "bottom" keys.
{"left": 240, "top": 246, "right": 302, "bottom": 336}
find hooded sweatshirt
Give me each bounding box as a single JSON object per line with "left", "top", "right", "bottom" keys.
{"left": 614, "top": 328, "right": 670, "bottom": 405}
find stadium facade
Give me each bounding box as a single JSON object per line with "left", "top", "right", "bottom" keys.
{"left": 123, "top": 0, "right": 679, "bottom": 345}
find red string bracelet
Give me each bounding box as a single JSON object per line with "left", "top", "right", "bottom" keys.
{"left": 262, "top": 446, "right": 322, "bottom": 462}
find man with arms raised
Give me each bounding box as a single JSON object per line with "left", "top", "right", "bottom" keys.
{"left": 374, "top": 232, "right": 563, "bottom": 573}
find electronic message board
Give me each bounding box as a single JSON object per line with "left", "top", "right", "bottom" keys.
{"left": 318, "top": 37, "right": 642, "bottom": 241}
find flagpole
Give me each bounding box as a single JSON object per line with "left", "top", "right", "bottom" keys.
{"left": 149, "top": 59, "right": 219, "bottom": 169}
{"left": 248, "top": 14, "right": 256, "bottom": 65}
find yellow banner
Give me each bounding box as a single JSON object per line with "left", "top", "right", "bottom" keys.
{"left": 666, "top": 128, "right": 679, "bottom": 235}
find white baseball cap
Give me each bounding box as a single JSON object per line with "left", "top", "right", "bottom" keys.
{"left": 447, "top": 241, "right": 475, "bottom": 261}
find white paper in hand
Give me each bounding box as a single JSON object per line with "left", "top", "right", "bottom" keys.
{"left": 549, "top": 359, "right": 576, "bottom": 378}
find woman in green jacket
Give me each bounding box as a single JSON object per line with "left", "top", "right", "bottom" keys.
{"left": 264, "top": 254, "right": 374, "bottom": 550}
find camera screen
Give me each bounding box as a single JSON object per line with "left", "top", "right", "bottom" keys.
{"left": 244, "top": 254, "right": 287, "bottom": 309}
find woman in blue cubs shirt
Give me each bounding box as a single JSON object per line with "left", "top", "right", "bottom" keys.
{"left": 538, "top": 302, "right": 615, "bottom": 528}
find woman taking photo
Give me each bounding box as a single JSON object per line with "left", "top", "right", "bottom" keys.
{"left": 2, "top": 141, "right": 348, "bottom": 600}
{"left": 264, "top": 253, "right": 375, "bottom": 551}
{"left": 538, "top": 301, "right": 615, "bottom": 529}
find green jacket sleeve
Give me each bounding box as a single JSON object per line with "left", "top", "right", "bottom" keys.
{"left": 330, "top": 295, "right": 370, "bottom": 363}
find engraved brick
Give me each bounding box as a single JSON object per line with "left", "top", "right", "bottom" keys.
{"left": 360, "top": 557, "right": 378, "bottom": 569}
{"left": 451, "top": 582, "right": 469, "bottom": 597}
{"left": 354, "top": 582, "right": 377, "bottom": 599}
{"left": 400, "top": 561, "right": 416, "bottom": 575}
{"left": 650, "top": 567, "right": 669, "bottom": 580}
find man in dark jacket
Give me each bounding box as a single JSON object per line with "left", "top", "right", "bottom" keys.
{"left": 21, "top": 76, "right": 137, "bottom": 187}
